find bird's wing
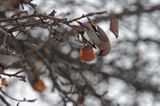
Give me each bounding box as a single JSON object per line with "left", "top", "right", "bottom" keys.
{"left": 96, "top": 25, "right": 109, "bottom": 42}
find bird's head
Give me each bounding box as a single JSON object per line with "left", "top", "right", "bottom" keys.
{"left": 76, "top": 21, "right": 90, "bottom": 31}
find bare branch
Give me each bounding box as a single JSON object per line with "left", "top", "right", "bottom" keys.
{"left": 0, "top": 88, "right": 37, "bottom": 103}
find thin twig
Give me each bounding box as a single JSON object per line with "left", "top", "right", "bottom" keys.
{"left": 0, "top": 88, "right": 37, "bottom": 103}
{"left": 0, "top": 13, "right": 64, "bottom": 23}
{"left": 67, "top": 10, "right": 108, "bottom": 23}
{"left": 0, "top": 70, "right": 26, "bottom": 82}
{"left": 0, "top": 94, "right": 11, "bottom": 106}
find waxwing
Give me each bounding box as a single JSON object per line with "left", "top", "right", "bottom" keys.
{"left": 77, "top": 19, "right": 111, "bottom": 56}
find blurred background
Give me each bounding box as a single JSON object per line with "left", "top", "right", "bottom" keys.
{"left": 0, "top": 0, "right": 160, "bottom": 106}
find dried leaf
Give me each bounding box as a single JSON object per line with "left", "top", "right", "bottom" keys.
{"left": 43, "top": 47, "right": 50, "bottom": 55}
{"left": 1, "top": 78, "right": 8, "bottom": 87}
{"left": 80, "top": 44, "right": 95, "bottom": 62}
{"left": 0, "top": 0, "right": 20, "bottom": 12}
{"left": 77, "top": 95, "right": 85, "bottom": 104}
{"left": 33, "top": 79, "right": 46, "bottom": 92}
{"left": 110, "top": 17, "right": 119, "bottom": 38}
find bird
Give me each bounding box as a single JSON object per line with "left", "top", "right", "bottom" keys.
{"left": 77, "top": 18, "right": 111, "bottom": 56}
